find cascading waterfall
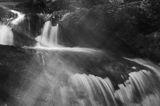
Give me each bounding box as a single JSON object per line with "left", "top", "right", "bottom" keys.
{"left": 36, "top": 21, "right": 58, "bottom": 47}
{"left": 115, "top": 69, "right": 160, "bottom": 106}
{"left": 10, "top": 10, "right": 25, "bottom": 25}
{"left": 69, "top": 74, "right": 117, "bottom": 106}
{"left": 55, "top": 69, "right": 160, "bottom": 106}
{"left": 0, "top": 3, "right": 159, "bottom": 106}
{"left": 0, "top": 9, "right": 25, "bottom": 46}
{"left": 23, "top": 69, "right": 160, "bottom": 106}
{"left": 33, "top": 20, "right": 102, "bottom": 54}
{"left": 0, "top": 9, "right": 158, "bottom": 105}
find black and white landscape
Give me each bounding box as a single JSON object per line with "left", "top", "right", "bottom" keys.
{"left": 0, "top": 0, "right": 160, "bottom": 106}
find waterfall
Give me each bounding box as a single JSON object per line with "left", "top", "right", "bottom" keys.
{"left": 0, "top": 24, "right": 14, "bottom": 45}
{"left": 66, "top": 70, "right": 160, "bottom": 106}
{"left": 0, "top": 9, "right": 24, "bottom": 46}
{"left": 10, "top": 10, "right": 25, "bottom": 25}
{"left": 36, "top": 21, "right": 59, "bottom": 47}
{"left": 20, "top": 70, "right": 159, "bottom": 106}
{"left": 68, "top": 74, "right": 117, "bottom": 106}
{"left": 33, "top": 20, "right": 102, "bottom": 54}
{"left": 115, "top": 70, "right": 160, "bottom": 106}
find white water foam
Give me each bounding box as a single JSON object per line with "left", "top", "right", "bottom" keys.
{"left": 0, "top": 24, "right": 13, "bottom": 45}
{"left": 10, "top": 10, "right": 25, "bottom": 25}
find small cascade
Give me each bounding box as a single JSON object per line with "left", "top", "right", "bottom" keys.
{"left": 115, "top": 69, "right": 160, "bottom": 106}
{"left": 33, "top": 20, "right": 102, "bottom": 54}
{"left": 69, "top": 74, "right": 117, "bottom": 106}
{"left": 10, "top": 10, "right": 25, "bottom": 25}
{"left": 66, "top": 70, "right": 160, "bottom": 106}
{"left": 0, "top": 24, "right": 14, "bottom": 45}
{"left": 36, "top": 21, "right": 59, "bottom": 47}
{"left": 42, "top": 70, "right": 160, "bottom": 106}
{"left": 38, "top": 73, "right": 118, "bottom": 106}
{"left": 124, "top": 57, "right": 160, "bottom": 79}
